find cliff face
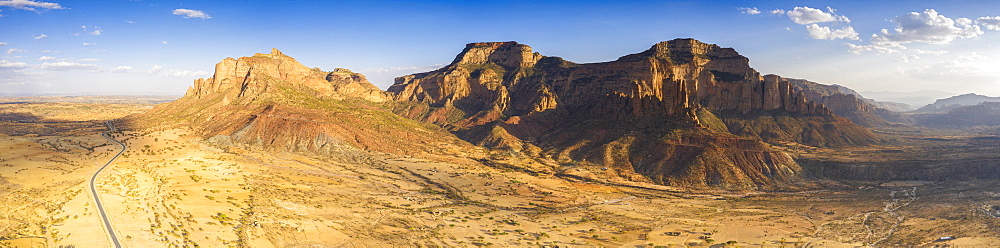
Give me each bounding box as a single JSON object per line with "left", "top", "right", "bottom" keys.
{"left": 186, "top": 48, "right": 388, "bottom": 103}
{"left": 388, "top": 39, "right": 880, "bottom": 189}
{"left": 390, "top": 40, "right": 832, "bottom": 125}
{"left": 134, "top": 49, "right": 469, "bottom": 162}
{"left": 780, "top": 77, "right": 904, "bottom": 127}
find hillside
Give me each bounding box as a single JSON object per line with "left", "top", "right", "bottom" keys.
{"left": 127, "top": 49, "right": 475, "bottom": 163}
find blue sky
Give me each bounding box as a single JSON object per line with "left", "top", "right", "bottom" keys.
{"left": 1, "top": 0, "right": 999, "bottom": 103}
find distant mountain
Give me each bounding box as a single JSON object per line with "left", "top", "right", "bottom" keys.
{"left": 915, "top": 93, "right": 1000, "bottom": 113}
{"left": 915, "top": 102, "right": 1000, "bottom": 128}
{"left": 860, "top": 90, "right": 956, "bottom": 108}
{"left": 388, "top": 39, "right": 880, "bottom": 189}
{"left": 782, "top": 77, "right": 911, "bottom": 126}
{"left": 0, "top": 95, "right": 179, "bottom": 104}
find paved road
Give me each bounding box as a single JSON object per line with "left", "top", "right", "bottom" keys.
{"left": 91, "top": 120, "right": 125, "bottom": 248}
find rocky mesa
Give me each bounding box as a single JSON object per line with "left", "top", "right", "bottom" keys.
{"left": 388, "top": 38, "right": 881, "bottom": 189}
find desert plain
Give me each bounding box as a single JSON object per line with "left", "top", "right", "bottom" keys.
{"left": 1, "top": 97, "right": 998, "bottom": 248}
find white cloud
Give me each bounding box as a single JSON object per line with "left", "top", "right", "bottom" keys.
{"left": 38, "top": 61, "right": 99, "bottom": 71}
{"left": 161, "top": 69, "right": 211, "bottom": 77}
{"left": 771, "top": 9, "right": 786, "bottom": 15}
{"left": 0, "top": 42, "right": 7, "bottom": 46}
{"left": 846, "top": 42, "right": 905, "bottom": 54}
{"left": 0, "top": 0, "right": 64, "bottom": 11}
{"left": 162, "top": 41, "right": 168, "bottom": 45}
{"left": 872, "top": 9, "right": 983, "bottom": 45}
{"left": 111, "top": 65, "right": 133, "bottom": 73}
{"left": 90, "top": 29, "right": 102, "bottom": 35}
{"left": 901, "top": 55, "right": 920, "bottom": 63}
{"left": 739, "top": 7, "right": 761, "bottom": 15}
{"left": 82, "top": 43, "right": 96, "bottom": 46}
{"left": 147, "top": 64, "right": 209, "bottom": 77}
{"left": 0, "top": 60, "right": 30, "bottom": 70}
{"left": 33, "top": 34, "right": 47, "bottom": 39}
{"left": 81, "top": 25, "right": 86, "bottom": 29}
{"left": 0, "top": 60, "right": 33, "bottom": 84}
{"left": 172, "top": 8, "right": 211, "bottom": 19}
{"left": 906, "top": 53, "right": 995, "bottom": 82}
{"left": 40, "top": 50, "right": 55, "bottom": 53}
{"left": 6, "top": 48, "right": 24, "bottom": 54}
{"left": 126, "top": 20, "right": 136, "bottom": 24}
{"left": 786, "top": 6, "right": 849, "bottom": 24}
{"left": 847, "top": 9, "right": 989, "bottom": 55}
{"left": 37, "top": 56, "right": 55, "bottom": 60}
{"left": 914, "top": 49, "right": 948, "bottom": 55}
{"left": 77, "top": 58, "right": 100, "bottom": 62}
{"left": 978, "top": 16, "right": 1000, "bottom": 31}
{"left": 805, "top": 24, "right": 859, "bottom": 40}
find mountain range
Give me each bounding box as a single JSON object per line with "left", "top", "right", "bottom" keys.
{"left": 131, "top": 38, "right": 907, "bottom": 189}
{"left": 914, "top": 93, "right": 1000, "bottom": 113}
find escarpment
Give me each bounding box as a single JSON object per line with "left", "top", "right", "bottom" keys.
{"left": 388, "top": 38, "right": 881, "bottom": 189}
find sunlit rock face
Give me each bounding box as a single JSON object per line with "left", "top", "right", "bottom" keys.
{"left": 186, "top": 48, "right": 389, "bottom": 103}
{"left": 388, "top": 38, "right": 880, "bottom": 189}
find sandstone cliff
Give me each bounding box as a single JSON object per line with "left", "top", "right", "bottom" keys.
{"left": 776, "top": 77, "right": 906, "bottom": 127}
{"left": 388, "top": 39, "right": 880, "bottom": 189}
{"left": 186, "top": 48, "right": 388, "bottom": 103}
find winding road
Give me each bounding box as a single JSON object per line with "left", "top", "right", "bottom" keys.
{"left": 91, "top": 120, "right": 125, "bottom": 248}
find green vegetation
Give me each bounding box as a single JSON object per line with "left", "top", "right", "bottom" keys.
{"left": 695, "top": 107, "right": 728, "bottom": 133}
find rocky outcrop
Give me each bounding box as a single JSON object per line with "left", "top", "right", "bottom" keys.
{"left": 388, "top": 38, "right": 879, "bottom": 189}
{"left": 186, "top": 48, "right": 388, "bottom": 103}
{"left": 781, "top": 77, "right": 915, "bottom": 127}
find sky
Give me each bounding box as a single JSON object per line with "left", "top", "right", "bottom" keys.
{"left": 1, "top": 0, "right": 999, "bottom": 103}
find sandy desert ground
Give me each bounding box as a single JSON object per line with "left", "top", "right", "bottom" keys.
{"left": 1, "top": 100, "right": 999, "bottom": 247}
